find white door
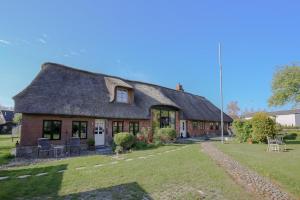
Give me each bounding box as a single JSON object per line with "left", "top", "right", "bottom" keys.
{"left": 180, "top": 120, "right": 187, "bottom": 138}
{"left": 95, "top": 119, "right": 105, "bottom": 146}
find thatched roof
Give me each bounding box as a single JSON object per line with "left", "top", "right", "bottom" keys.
{"left": 14, "top": 63, "right": 232, "bottom": 122}
{"left": 0, "top": 110, "right": 14, "bottom": 124}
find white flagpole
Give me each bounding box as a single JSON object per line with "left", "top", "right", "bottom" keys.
{"left": 219, "top": 43, "right": 224, "bottom": 144}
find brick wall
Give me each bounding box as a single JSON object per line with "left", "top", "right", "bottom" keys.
{"left": 20, "top": 114, "right": 95, "bottom": 146}
{"left": 107, "top": 119, "right": 151, "bottom": 142}
{"left": 20, "top": 114, "right": 152, "bottom": 147}
{"left": 187, "top": 120, "right": 229, "bottom": 137}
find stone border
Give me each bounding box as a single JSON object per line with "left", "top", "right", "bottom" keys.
{"left": 201, "top": 142, "right": 294, "bottom": 200}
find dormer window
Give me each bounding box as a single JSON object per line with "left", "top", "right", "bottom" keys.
{"left": 116, "top": 88, "right": 129, "bottom": 103}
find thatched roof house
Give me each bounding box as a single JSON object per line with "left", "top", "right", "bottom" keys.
{"left": 14, "top": 63, "right": 232, "bottom": 150}
{"left": 14, "top": 62, "right": 231, "bottom": 122}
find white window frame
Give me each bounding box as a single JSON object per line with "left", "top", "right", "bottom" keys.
{"left": 116, "top": 88, "right": 129, "bottom": 103}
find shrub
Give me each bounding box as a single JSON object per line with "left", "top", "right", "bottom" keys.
{"left": 251, "top": 112, "right": 276, "bottom": 143}
{"left": 136, "top": 132, "right": 147, "bottom": 142}
{"left": 87, "top": 138, "right": 95, "bottom": 146}
{"left": 154, "top": 128, "right": 176, "bottom": 143}
{"left": 133, "top": 140, "right": 148, "bottom": 150}
{"left": 113, "top": 132, "right": 135, "bottom": 152}
{"left": 232, "top": 119, "right": 252, "bottom": 143}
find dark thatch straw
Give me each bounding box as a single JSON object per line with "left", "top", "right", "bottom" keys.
{"left": 14, "top": 62, "right": 232, "bottom": 122}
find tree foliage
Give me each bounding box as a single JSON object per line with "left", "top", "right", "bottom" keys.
{"left": 226, "top": 101, "right": 240, "bottom": 119}
{"left": 232, "top": 119, "right": 252, "bottom": 142}
{"left": 268, "top": 65, "right": 300, "bottom": 107}
{"left": 13, "top": 113, "right": 22, "bottom": 125}
{"left": 251, "top": 112, "right": 276, "bottom": 143}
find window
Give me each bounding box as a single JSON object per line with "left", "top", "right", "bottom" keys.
{"left": 192, "top": 121, "right": 198, "bottom": 130}
{"left": 72, "top": 121, "right": 88, "bottom": 139}
{"left": 215, "top": 122, "right": 219, "bottom": 130}
{"left": 199, "top": 121, "right": 205, "bottom": 130}
{"left": 209, "top": 122, "right": 214, "bottom": 130}
{"left": 151, "top": 108, "right": 176, "bottom": 130}
{"left": 112, "top": 121, "right": 123, "bottom": 136}
{"left": 116, "top": 88, "right": 129, "bottom": 103}
{"left": 43, "top": 120, "right": 61, "bottom": 140}
{"left": 129, "top": 122, "right": 139, "bottom": 135}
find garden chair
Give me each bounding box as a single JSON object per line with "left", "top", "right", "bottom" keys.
{"left": 69, "top": 137, "right": 81, "bottom": 155}
{"left": 276, "top": 135, "right": 287, "bottom": 151}
{"left": 267, "top": 136, "right": 279, "bottom": 152}
{"left": 37, "top": 138, "right": 53, "bottom": 157}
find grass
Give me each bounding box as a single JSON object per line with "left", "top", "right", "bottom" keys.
{"left": 215, "top": 132, "right": 300, "bottom": 198}
{"left": 0, "top": 134, "right": 16, "bottom": 165}
{"left": 0, "top": 143, "right": 254, "bottom": 200}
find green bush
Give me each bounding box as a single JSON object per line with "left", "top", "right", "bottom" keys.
{"left": 87, "top": 138, "right": 95, "bottom": 146}
{"left": 133, "top": 140, "right": 148, "bottom": 150}
{"left": 113, "top": 132, "right": 135, "bottom": 152}
{"left": 154, "top": 128, "right": 176, "bottom": 143}
{"left": 232, "top": 119, "right": 252, "bottom": 142}
{"left": 251, "top": 112, "right": 276, "bottom": 143}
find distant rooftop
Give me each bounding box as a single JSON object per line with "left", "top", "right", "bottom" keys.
{"left": 241, "top": 109, "right": 300, "bottom": 118}
{"left": 0, "top": 110, "right": 14, "bottom": 123}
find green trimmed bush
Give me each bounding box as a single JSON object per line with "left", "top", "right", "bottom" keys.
{"left": 232, "top": 119, "right": 252, "bottom": 142}
{"left": 133, "top": 140, "right": 148, "bottom": 150}
{"left": 154, "top": 128, "right": 176, "bottom": 143}
{"left": 113, "top": 132, "right": 135, "bottom": 152}
{"left": 251, "top": 112, "right": 276, "bottom": 143}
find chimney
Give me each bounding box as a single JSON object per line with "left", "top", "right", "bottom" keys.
{"left": 176, "top": 83, "right": 184, "bottom": 92}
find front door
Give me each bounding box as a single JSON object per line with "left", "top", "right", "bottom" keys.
{"left": 95, "top": 119, "right": 105, "bottom": 146}
{"left": 180, "top": 120, "right": 187, "bottom": 138}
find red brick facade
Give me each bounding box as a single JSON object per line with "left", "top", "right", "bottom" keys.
{"left": 187, "top": 120, "right": 229, "bottom": 137}
{"left": 20, "top": 112, "right": 228, "bottom": 147}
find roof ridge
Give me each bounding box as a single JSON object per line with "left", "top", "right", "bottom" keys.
{"left": 42, "top": 62, "right": 206, "bottom": 99}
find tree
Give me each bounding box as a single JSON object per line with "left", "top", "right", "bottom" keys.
{"left": 226, "top": 101, "right": 240, "bottom": 119}
{"left": 268, "top": 65, "right": 300, "bottom": 107}
{"left": 13, "top": 113, "right": 22, "bottom": 125}
{"left": 251, "top": 112, "right": 276, "bottom": 143}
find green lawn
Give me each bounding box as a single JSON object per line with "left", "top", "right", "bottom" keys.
{"left": 0, "top": 134, "right": 16, "bottom": 165}
{"left": 215, "top": 133, "right": 300, "bottom": 198}
{"left": 0, "top": 143, "right": 254, "bottom": 200}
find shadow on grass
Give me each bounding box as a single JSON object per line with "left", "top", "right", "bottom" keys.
{"left": 59, "top": 182, "right": 152, "bottom": 200}
{"left": 0, "top": 164, "right": 68, "bottom": 200}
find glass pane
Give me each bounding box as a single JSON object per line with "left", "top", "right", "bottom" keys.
{"left": 169, "top": 111, "right": 175, "bottom": 129}
{"left": 43, "top": 121, "right": 52, "bottom": 132}
{"left": 134, "top": 124, "right": 139, "bottom": 134}
{"left": 43, "top": 133, "right": 51, "bottom": 139}
{"left": 53, "top": 133, "right": 60, "bottom": 140}
{"left": 80, "top": 122, "right": 87, "bottom": 138}
{"left": 72, "top": 122, "right": 80, "bottom": 137}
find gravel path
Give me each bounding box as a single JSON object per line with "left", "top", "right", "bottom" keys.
{"left": 201, "top": 142, "right": 294, "bottom": 200}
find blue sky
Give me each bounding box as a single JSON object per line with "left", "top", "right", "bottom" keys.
{"left": 0, "top": 0, "right": 299, "bottom": 113}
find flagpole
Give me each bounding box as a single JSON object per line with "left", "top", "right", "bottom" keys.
{"left": 219, "top": 43, "right": 224, "bottom": 144}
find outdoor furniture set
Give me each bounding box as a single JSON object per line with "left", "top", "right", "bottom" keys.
{"left": 37, "top": 137, "right": 81, "bottom": 158}
{"left": 266, "top": 135, "right": 287, "bottom": 152}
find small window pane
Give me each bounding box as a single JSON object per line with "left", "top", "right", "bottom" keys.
{"left": 43, "top": 120, "right": 61, "bottom": 140}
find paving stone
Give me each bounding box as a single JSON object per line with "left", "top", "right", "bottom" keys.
{"left": 0, "top": 176, "right": 9, "bottom": 181}
{"left": 125, "top": 159, "right": 133, "bottom": 162}
{"left": 35, "top": 172, "right": 48, "bottom": 176}
{"left": 201, "top": 142, "right": 293, "bottom": 200}
{"left": 76, "top": 167, "right": 86, "bottom": 170}
{"left": 138, "top": 156, "right": 147, "bottom": 159}
{"left": 94, "top": 164, "right": 104, "bottom": 167}
{"left": 17, "top": 175, "right": 31, "bottom": 179}
{"left": 57, "top": 170, "right": 66, "bottom": 173}
{"left": 110, "top": 161, "right": 118, "bottom": 164}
